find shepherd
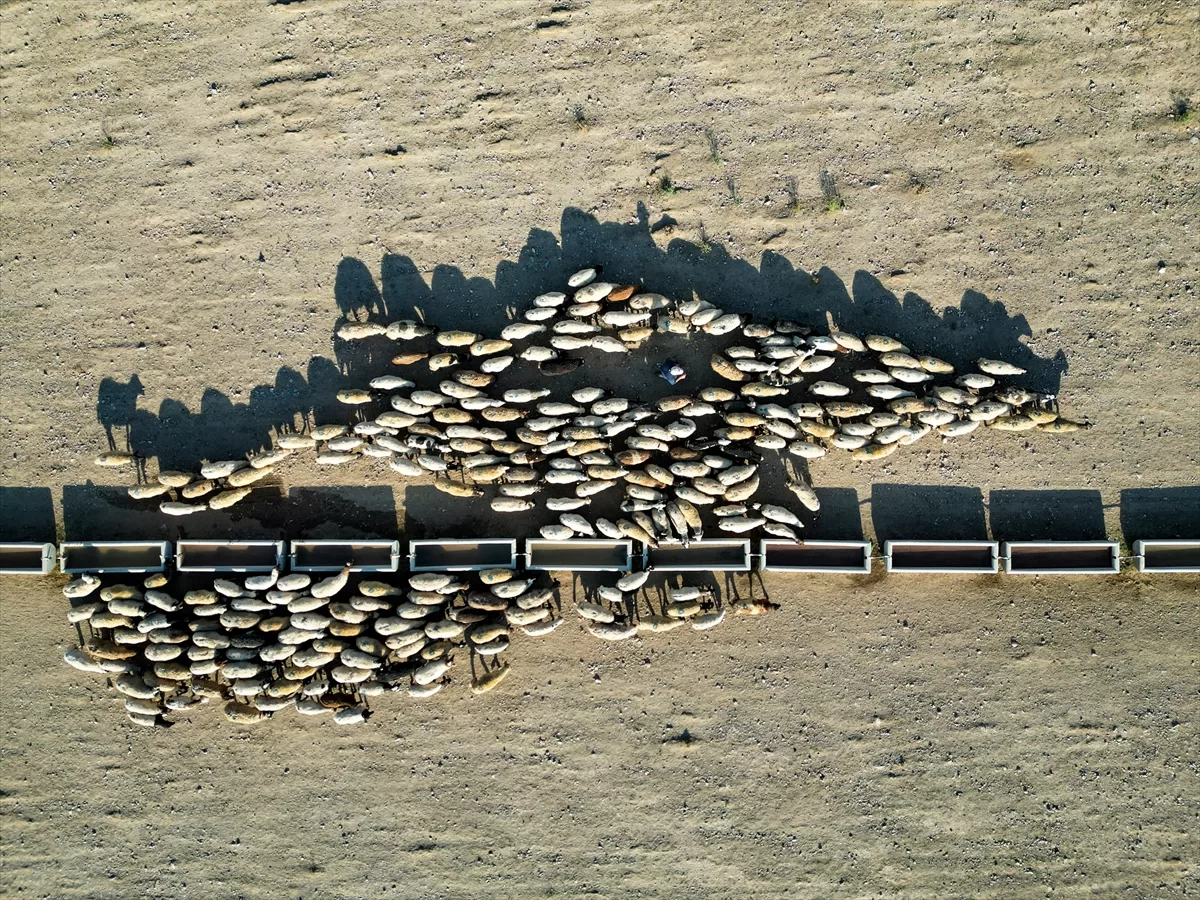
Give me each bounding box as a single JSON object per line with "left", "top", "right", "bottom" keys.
{"left": 659, "top": 359, "right": 687, "bottom": 385}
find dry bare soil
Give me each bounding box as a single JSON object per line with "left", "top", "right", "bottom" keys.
{"left": 1, "top": 1, "right": 1198, "bottom": 897}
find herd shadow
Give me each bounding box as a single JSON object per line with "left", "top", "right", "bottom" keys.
{"left": 96, "top": 361, "right": 345, "bottom": 475}
{"left": 93, "top": 205, "right": 1068, "bottom": 475}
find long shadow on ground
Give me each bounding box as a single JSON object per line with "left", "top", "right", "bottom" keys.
{"left": 87, "top": 206, "right": 1069, "bottom": 541}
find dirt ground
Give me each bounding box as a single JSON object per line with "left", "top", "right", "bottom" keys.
{"left": 1, "top": 0, "right": 1198, "bottom": 897}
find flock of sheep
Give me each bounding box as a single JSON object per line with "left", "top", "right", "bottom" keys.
{"left": 74, "top": 266, "right": 1083, "bottom": 725}
{"left": 61, "top": 560, "right": 777, "bottom": 727}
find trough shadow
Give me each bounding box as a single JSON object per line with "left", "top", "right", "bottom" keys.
{"left": 61, "top": 483, "right": 396, "bottom": 542}
{"left": 988, "top": 489, "right": 1107, "bottom": 542}
{"left": 871, "top": 484, "right": 989, "bottom": 543}
{"left": 805, "top": 487, "right": 864, "bottom": 541}
{"left": 0, "top": 487, "right": 57, "bottom": 542}
{"left": 62, "top": 483, "right": 291, "bottom": 542}
{"left": 1119, "top": 487, "right": 1200, "bottom": 542}
{"left": 401, "top": 482, "right": 641, "bottom": 547}
{"left": 280, "top": 487, "right": 399, "bottom": 539}
{"left": 62, "top": 483, "right": 174, "bottom": 541}
{"left": 401, "top": 484, "right": 543, "bottom": 544}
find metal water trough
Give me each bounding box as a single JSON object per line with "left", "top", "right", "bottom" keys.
{"left": 1133, "top": 540, "right": 1200, "bottom": 573}
{"left": 289, "top": 540, "right": 401, "bottom": 572}
{"left": 525, "top": 539, "right": 635, "bottom": 572}
{"left": 759, "top": 540, "right": 872, "bottom": 574}
{"left": 0, "top": 542, "right": 57, "bottom": 575}
{"left": 648, "top": 539, "right": 752, "bottom": 572}
{"left": 884, "top": 540, "right": 999, "bottom": 574}
{"left": 176, "top": 540, "right": 285, "bottom": 573}
{"left": 1002, "top": 541, "right": 1120, "bottom": 575}
{"left": 408, "top": 539, "right": 518, "bottom": 572}
{"left": 58, "top": 541, "right": 171, "bottom": 574}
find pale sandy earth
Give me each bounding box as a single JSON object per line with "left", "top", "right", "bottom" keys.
{"left": 1, "top": 0, "right": 1198, "bottom": 897}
